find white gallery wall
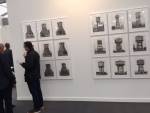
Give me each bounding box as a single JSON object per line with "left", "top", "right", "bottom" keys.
{"left": 1, "top": 26, "right": 11, "bottom": 43}
{"left": 0, "top": 25, "right": 14, "bottom": 55}
{"left": 7, "top": 0, "right": 150, "bottom": 102}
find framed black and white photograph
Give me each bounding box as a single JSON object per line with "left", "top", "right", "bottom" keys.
{"left": 40, "top": 60, "right": 57, "bottom": 80}
{"left": 91, "top": 36, "right": 109, "bottom": 58}
{"left": 39, "top": 41, "right": 55, "bottom": 60}
{"left": 108, "top": 11, "right": 128, "bottom": 34}
{"left": 109, "top": 34, "right": 129, "bottom": 57}
{"left": 131, "top": 56, "right": 150, "bottom": 78}
{"left": 32, "top": 42, "right": 39, "bottom": 53}
{"left": 111, "top": 57, "right": 130, "bottom": 78}
{"left": 92, "top": 58, "right": 111, "bottom": 79}
{"left": 56, "top": 60, "right": 72, "bottom": 79}
{"left": 54, "top": 39, "right": 71, "bottom": 60}
{"left": 129, "top": 32, "right": 150, "bottom": 55}
{"left": 36, "top": 20, "right": 53, "bottom": 40}
{"left": 52, "top": 17, "right": 69, "bottom": 39}
{"left": 22, "top": 21, "right": 37, "bottom": 41}
{"left": 128, "top": 7, "right": 149, "bottom": 32}
{"left": 90, "top": 13, "right": 108, "bottom": 36}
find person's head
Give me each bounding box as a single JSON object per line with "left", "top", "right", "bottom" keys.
{"left": 5, "top": 43, "right": 10, "bottom": 49}
{"left": 24, "top": 41, "right": 34, "bottom": 52}
{"left": 0, "top": 43, "right": 4, "bottom": 53}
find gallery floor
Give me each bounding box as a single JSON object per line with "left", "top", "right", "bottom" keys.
{"left": 14, "top": 101, "right": 150, "bottom": 113}
{"left": 13, "top": 100, "right": 150, "bottom": 113}
{"left": 12, "top": 89, "right": 150, "bottom": 113}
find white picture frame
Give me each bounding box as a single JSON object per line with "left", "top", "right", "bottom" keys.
{"left": 32, "top": 42, "right": 39, "bottom": 53}
{"left": 131, "top": 55, "right": 150, "bottom": 78}
{"left": 92, "top": 58, "right": 111, "bottom": 79}
{"left": 36, "top": 19, "right": 53, "bottom": 41}
{"left": 22, "top": 21, "right": 37, "bottom": 41}
{"left": 109, "top": 34, "right": 129, "bottom": 57}
{"left": 54, "top": 39, "right": 71, "bottom": 60}
{"left": 56, "top": 60, "right": 72, "bottom": 79}
{"left": 90, "top": 13, "right": 108, "bottom": 36}
{"left": 129, "top": 32, "right": 150, "bottom": 56}
{"left": 108, "top": 10, "right": 128, "bottom": 34}
{"left": 111, "top": 57, "right": 130, "bottom": 78}
{"left": 52, "top": 17, "right": 69, "bottom": 39}
{"left": 39, "top": 41, "right": 55, "bottom": 60}
{"left": 40, "top": 60, "right": 57, "bottom": 80}
{"left": 91, "top": 36, "right": 109, "bottom": 58}
{"left": 128, "top": 7, "right": 150, "bottom": 32}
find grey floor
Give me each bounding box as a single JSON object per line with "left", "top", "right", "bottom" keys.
{"left": 13, "top": 101, "right": 150, "bottom": 113}
{"left": 13, "top": 89, "right": 150, "bottom": 113}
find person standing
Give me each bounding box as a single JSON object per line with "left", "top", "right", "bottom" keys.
{"left": 4, "top": 43, "right": 16, "bottom": 85}
{"left": 4, "top": 43, "right": 16, "bottom": 108}
{"left": 4, "top": 43, "right": 14, "bottom": 72}
{"left": 4, "top": 43, "right": 14, "bottom": 70}
{"left": 0, "top": 43, "right": 14, "bottom": 113}
{"left": 20, "top": 41, "right": 43, "bottom": 113}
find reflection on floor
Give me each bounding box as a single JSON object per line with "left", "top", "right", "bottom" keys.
{"left": 13, "top": 101, "right": 150, "bottom": 113}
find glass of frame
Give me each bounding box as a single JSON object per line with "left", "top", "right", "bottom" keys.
{"left": 52, "top": 17, "right": 69, "bottom": 39}
{"left": 22, "top": 21, "right": 37, "bottom": 41}
{"left": 40, "top": 60, "right": 57, "bottom": 80}
{"left": 129, "top": 32, "right": 150, "bottom": 56}
{"left": 39, "top": 41, "right": 55, "bottom": 60}
{"left": 56, "top": 60, "right": 72, "bottom": 79}
{"left": 130, "top": 55, "right": 150, "bottom": 78}
{"left": 111, "top": 57, "right": 130, "bottom": 78}
{"left": 54, "top": 39, "right": 71, "bottom": 60}
{"left": 36, "top": 19, "right": 53, "bottom": 41}
{"left": 108, "top": 10, "right": 128, "bottom": 34}
{"left": 128, "top": 7, "right": 150, "bottom": 32}
{"left": 91, "top": 36, "right": 109, "bottom": 58}
{"left": 90, "top": 13, "right": 108, "bottom": 36}
{"left": 92, "top": 57, "right": 111, "bottom": 79}
{"left": 109, "top": 34, "right": 129, "bottom": 57}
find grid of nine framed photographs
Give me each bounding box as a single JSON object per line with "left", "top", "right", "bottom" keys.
{"left": 90, "top": 7, "right": 150, "bottom": 79}
{"left": 22, "top": 17, "right": 72, "bottom": 80}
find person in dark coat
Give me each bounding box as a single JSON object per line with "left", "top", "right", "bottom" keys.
{"left": 4, "top": 43, "right": 16, "bottom": 85}
{"left": 4, "top": 43, "right": 16, "bottom": 108}
{"left": 4, "top": 43, "right": 14, "bottom": 71}
{"left": 0, "top": 43, "right": 14, "bottom": 113}
{"left": 20, "top": 41, "right": 43, "bottom": 113}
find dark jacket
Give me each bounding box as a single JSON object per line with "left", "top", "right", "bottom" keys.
{"left": 0, "top": 53, "right": 13, "bottom": 90}
{"left": 4, "top": 49, "right": 14, "bottom": 69}
{"left": 21, "top": 49, "right": 41, "bottom": 82}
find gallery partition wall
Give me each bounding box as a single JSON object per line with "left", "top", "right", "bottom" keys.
{"left": 7, "top": 0, "right": 150, "bottom": 102}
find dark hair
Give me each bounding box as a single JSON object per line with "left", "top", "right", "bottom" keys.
{"left": 5, "top": 43, "right": 10, "bottom": 49}
{"left": 24, "top": 41, "right": 33, "bottom": 50}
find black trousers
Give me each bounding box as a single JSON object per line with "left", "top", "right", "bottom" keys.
{"left": 27, "top": 79, "right": 43, "bottom": 109}
{"left": 0, "top": 86, "right": 13, "bottom": 113}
